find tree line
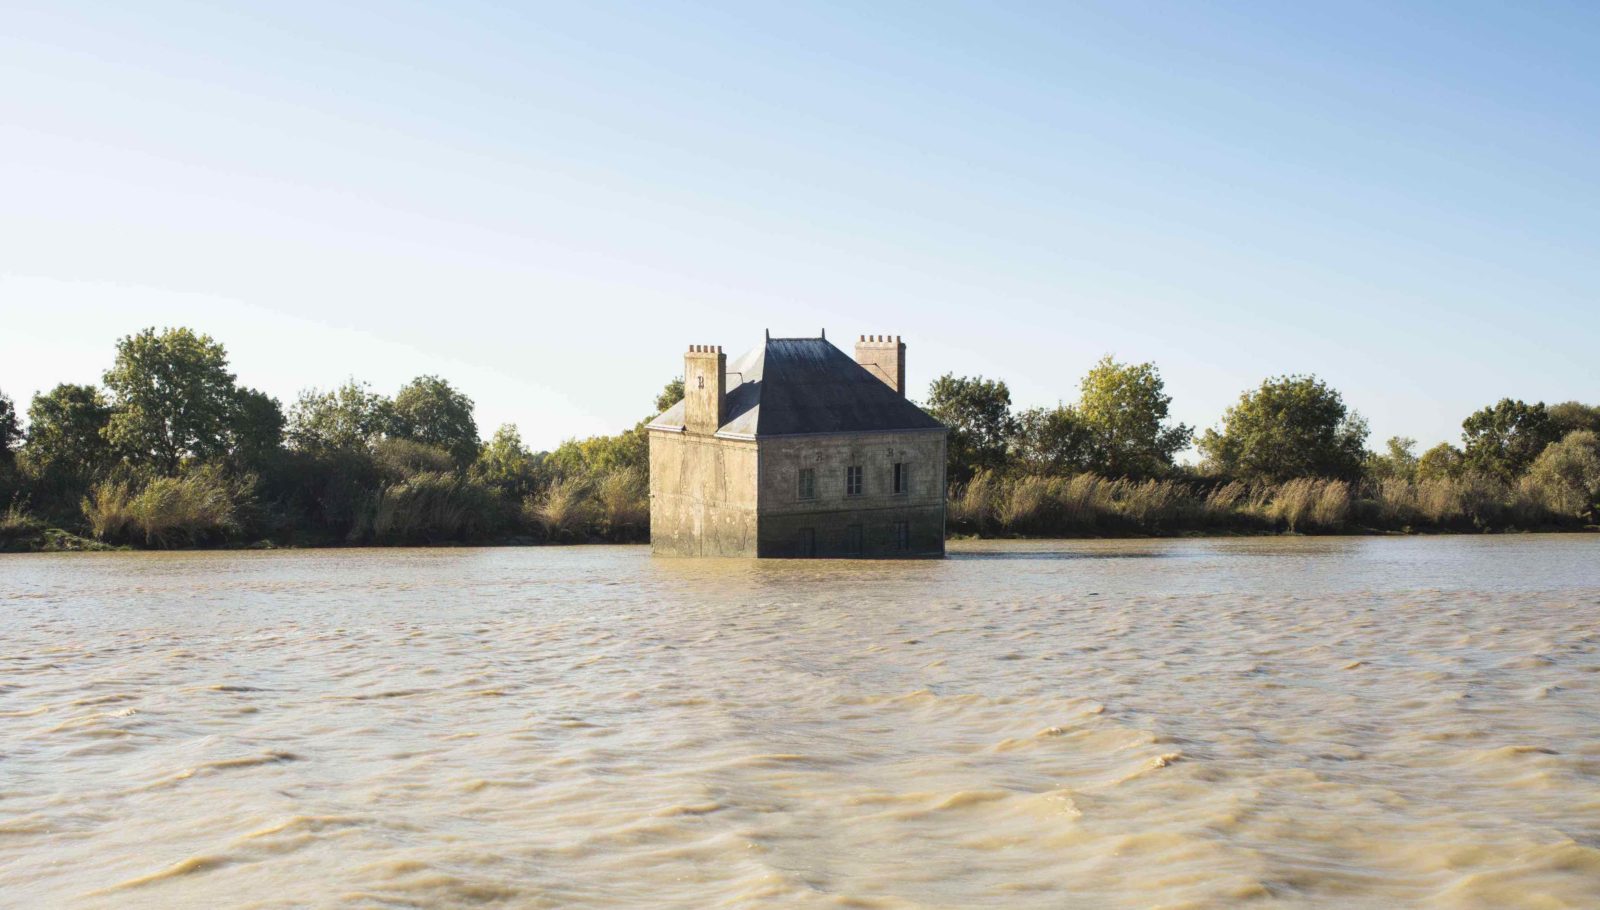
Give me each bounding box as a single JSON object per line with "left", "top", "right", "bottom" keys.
{"left": 923, "top": 357, "right": 1600, "bottom": 536}
{"left": 0, "top": 327, "right": 668, "bottom": 550}
{"left": 1, "top": 329, "right": 1595, "bottom": 550}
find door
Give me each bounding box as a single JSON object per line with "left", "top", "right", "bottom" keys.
{"left": 797, "top": 527, "right": 816, "bottom": 558}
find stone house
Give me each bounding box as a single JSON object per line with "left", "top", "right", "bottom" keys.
{"left": 646, "top": 332, "right": 947, "bottom": 558}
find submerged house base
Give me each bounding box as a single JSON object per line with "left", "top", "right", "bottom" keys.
{"left": 647, "top": 333, "right": 947, "bottom": 558}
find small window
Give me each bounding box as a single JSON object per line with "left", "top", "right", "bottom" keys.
{"left": 892, "top": 462, "right": 908, "bottom": 495}
{"left": 797, "top": 468, "right": 816, "bottom": 501}
{"left": 845, "top": 524, "right": 863, "bottom": 555}
{"left": 895, "top": 521, "right": 910, "bottom": 550}
{"left": 846, "top": 465, "right": 863, "bottom": 496}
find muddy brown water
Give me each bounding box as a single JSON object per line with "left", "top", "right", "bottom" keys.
{"left": 2, "top": 536, "right": 1598, "bottom": 908}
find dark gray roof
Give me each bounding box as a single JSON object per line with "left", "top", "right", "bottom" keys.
{"left": 647, "top": 337, "right": 944, "bottom": 438}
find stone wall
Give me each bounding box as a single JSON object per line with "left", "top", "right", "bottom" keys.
{"left": 647, "top": 429, "right": 758, "bottom": 557}
{"left": 756, "top": 429, "right": 946, "bottom": 558}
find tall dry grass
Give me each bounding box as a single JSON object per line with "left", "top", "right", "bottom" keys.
{"left": 948, "top": 470, "right": 1574, "bottom": 538}
{"left": 82, "top": 465, "right": 245, "bottom": 546}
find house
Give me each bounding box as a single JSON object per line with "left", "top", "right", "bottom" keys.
{"left": 646, "top": 332, "right": 947, "bottom": 558}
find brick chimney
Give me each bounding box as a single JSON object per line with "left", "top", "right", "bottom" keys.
{"left": 684, "top": 344, "right": 726, "bottom": 434}
{"left": 854, "top": 335, "right": 905, "bottom": 396}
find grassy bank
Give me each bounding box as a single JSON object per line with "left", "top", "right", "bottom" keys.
{"left": 948, "top": 471, "right": 1599, "bottom": 538}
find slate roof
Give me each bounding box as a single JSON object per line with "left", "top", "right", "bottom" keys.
{"left": 646, "top": 337, "right": 945, "bottom": 438}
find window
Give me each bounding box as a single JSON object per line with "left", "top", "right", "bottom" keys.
{"left": 846, "top": 465, "right": 863, "bottom": 496}
{"left": 892, "top": 462, "right": 909, "bottom": 495}
{"left": 797, "top": 468, "right": 816, "bottom": 501}
{"left": 895, "top": 521, "right": 910, "bottom": 550}
{"left": 845, "top": 524, "right": 863, "bottom": 555}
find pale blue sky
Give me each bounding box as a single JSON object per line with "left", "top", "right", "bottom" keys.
{"left": 2, "top": 1, "right": 1595, "bottom": 453}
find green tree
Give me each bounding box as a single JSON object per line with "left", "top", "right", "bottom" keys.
{"left": 389, "top": 375, "right": 479, "bottom": 466}
{"left": 1416, "top": 442, "right": 1465, "bottom": 481}
{"left": 1076, "top": 356, "right": 1191, "bottom": 478}
{"left": 924, "top": 374, "right": 1016, "bottom": 483}
{"left": 1013, "top": 405, "right": 1092, "bottom": 475}
{"left": 1461, "top": 399, "right": 1558, "bottom": 481}
{"left": 229, "top": 387, "right": 285, "bottom": 470}
{"left": 475, "top": 423, "right": 546, "bottom": 498}
{"left": 18, "top": 384, "right": 115, "bottom": 510}
{"left": 1527, "top": 431, "right": 1600, "bottom": 520}
{"left": 0, "top": 390, "right": 19, "bottom": 470}
{"left": 1548, "top": 401, "right": 1600, "bottom": 438}
{"left": 287, "top": 379, "right": 392, "bottom": 452}
{"left": 102, "top": 328, "right": 240, "bottom": 474}
{"left": 1197, "top": 375, "right": 1368, "bottom": 481}
{"left": 1366, "top": 436, "right": 1419, "bottom": 482}
{"left": 0, "top": 389, "right": 19, "bottom": 502}
{"left": 546, "top": 428, "right": 647, "bottom": 480}
{"left": 654, "top": 378, "right": 685, "bottom": 413}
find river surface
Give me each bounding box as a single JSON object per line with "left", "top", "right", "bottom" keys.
{"left": 2, "top": 536, "right": 1598, "bottom": 909}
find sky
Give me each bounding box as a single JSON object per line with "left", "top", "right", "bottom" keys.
{"left": 2, "top": 0, "right": 1596, "bottom": 454}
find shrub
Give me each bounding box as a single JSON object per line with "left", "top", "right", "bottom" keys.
{"left": 526, "top": 477, "right": 590, "bottom": 542}
{"left": 594, "top": 467, "right": 647, "bottom": 541}
{"left": 363, "top": 471, "right": 503, "bottom": 543}
{"left": 85, "top": 465, "right": 248, "bottom": 547}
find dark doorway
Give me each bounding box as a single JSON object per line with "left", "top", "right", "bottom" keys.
{"left": 797, "top": 527, "right": 816, "bottom": 557}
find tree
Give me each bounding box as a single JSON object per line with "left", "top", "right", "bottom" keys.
{"left": 229, "top": 387, "right": 285, "bottom": 470}
{"left": 474, "top": 423, "right": 545, "bottom": 498}
{"left": 0, "top": 390, "right": 19, "bottom": 469}
{"left": 1548, "top": 401, "right": 1600, "bottom": 438}
{"left": 0, "top": 389, "right": 19, "bottom": 502}
{"left": 1461, "top": 399, "right": 1559, "bottom": 481}
{"left": 1197, "top": 375, "right": 1368, "bottom": 481}
{"left": 1527, "top": 431, "right": 1600, "bottom": 520}
{"left": 389, "top": 375, "right": 479, "bottom": 466}
{"left": 1013, "top": 405, "right": 1092, "bottom": 475}
{"left": 1366, "top": 436, "right": 1419, "bottom": 482}
{"left": 1416, "top": 442, "right": 1465, "bottom": 482}
{"left": 924, "top": 374, "right": 1016, "bottom": 483}
{"left": 1076, "top": 356, "right": 1191, "bottom": 477}
{"left": 102, "top": 327, "right": 240, "bottom": 474}
{"left": 287, "top": 380, "right": 392, "bottom": 452}
{"left": 654, "top": 378, "right": 685, "bottom": 414}
{"left": 19, "top": 384, "right": 115, "bottom": 509}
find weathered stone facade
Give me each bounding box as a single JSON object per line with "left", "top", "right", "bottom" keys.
{"left": 647, "top": 334, "right": 947, "bottom": 558}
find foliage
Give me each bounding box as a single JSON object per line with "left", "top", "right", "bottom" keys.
{"left": 1548, "top": 401, "right": 1600, "bottom": 438}
{"left": 18, "top": 384, "right": 116, "bottom": 515}
{"left": 389, "top": 375, "right": 480, "bottom": 465}
{"left": 1366, "top": 436, "right": 1419, "bottom": 482}
{"left": 0, "top": 390, "right": 19, "bottom": 464}
{"left": 102, "top": 327, "right": 242, "bottom": 474}
{"left": 526, "top": 476, "right": 591, "bottom": 541}
{"left": 82, "top": 463, "right": 248, "bottom": 547}
{"left": 1461, "top": 398, "right": 1560, "bottom": 481}
{"left": 373, "top": 437, "right": 456, "bottom": 483}
{"left": 925, "top": 374, "right": 1016, "bottom": 483}
{"left": 654, "top": 378, "right": 686, "bottom": 413}
{"left": 1416, "top": 442, "right": 1464, "bottom": 481}
{"left": 1013, "top": 405, "right": 1092, "bottom": 475}
{"left": 546, "top": 427, "right": 648, "bottom": 480}
{"left": 229, "top": 387, "right": 286, "bottom": 471}
{"left": 474, "top": 424, "right": 546, "bottom": 499}
{"left": 1197, "top": 375, "right": 1368, "bottom": 482}
{"left": 287, "top": 379, "right": 392, "bottom": 452}
{"left": 1526, "top": 430, "right": 1600, "bottom": 521}
{"left": 1075, "top": 356, "right": 1192, "bottom": 478}
{"left": 360, "top": 471, "right": 505, "bottom": 543}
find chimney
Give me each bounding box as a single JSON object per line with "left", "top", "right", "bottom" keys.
{"left": 854, "top": 334, "right": 905, "bottom": 396}
{"left": 683, "top": 344, "right": 726, "bottom": 433}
